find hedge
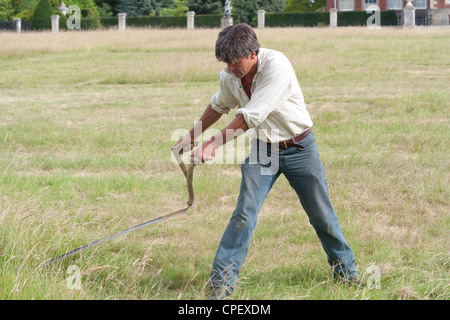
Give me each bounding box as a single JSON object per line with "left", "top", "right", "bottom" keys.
{"left": 31, "top": 0, "right": 54, "bottom": 30}
{"left": 338, "top": 10, "right": 398, "bottom": 26}
{"left": 266, "top": 12, "right": 329, "bottom": 27}
{"left": 2, "top": 11, "right": 400, "bottom": 31}
{"left": 99, "top": 11, "right": 398, "bottom": 29}
{"left": 100, "top": 14, "right": 241, "bottom": 29}
{"left": 265, "top": 11, "right": 399, "bottom": 27}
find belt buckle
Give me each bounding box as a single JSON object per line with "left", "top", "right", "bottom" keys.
{"left": 273, "top": 140, "right": 288, "bottom": 151}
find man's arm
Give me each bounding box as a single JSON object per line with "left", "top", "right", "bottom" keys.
{"left": 194, "top": 114, "right": 248, "bottom": 163}
{"left": 193, "top": 103, "right": 224, "bottom": 141}
{"left": 171, "top": 103, "right": 223, "bottom": 155}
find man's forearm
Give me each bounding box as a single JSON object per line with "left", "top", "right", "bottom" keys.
{"left": 210, "top": 114, "right": 248, "bottom": 148}
{"left": 189, "top": 104, "right": 223, "bottom": 141}
{"left": 193, "top": 113, "right": 248, "bottom": 163}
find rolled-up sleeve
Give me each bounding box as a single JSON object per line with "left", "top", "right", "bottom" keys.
{"left": 210, "top": 70, "right": 239, "bottom": 115}
{"left": 235, "top": 65, "right": 290, "bottom": 128}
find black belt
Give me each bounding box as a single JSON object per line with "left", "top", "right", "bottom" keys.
{"left": 267, "top": 129, "right": 311, "bottom": 150}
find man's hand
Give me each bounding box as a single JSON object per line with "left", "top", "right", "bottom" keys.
{"left": 173, "top": 113, "right": 247, "bottom": 165}
{"left": 171, "top": 135, "right": 198, "bottom": 165}
{"left": 190, "top": 114, "right": 248, "bottom": 164}
{"left": 171, "top": 135, "right": 196, "bottom": 156}
{"left": 192, "top": 140, "right": 216, "bottom": 163}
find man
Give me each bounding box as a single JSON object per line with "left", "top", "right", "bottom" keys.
{"left": 172, "top": 23, "right": 357, "bottom": 299}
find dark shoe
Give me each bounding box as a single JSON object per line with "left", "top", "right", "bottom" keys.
{"left": 208, "top": 286, "right": 232, "bottom": 300}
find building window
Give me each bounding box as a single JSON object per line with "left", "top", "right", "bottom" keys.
{"left": 414, "top": 0, "right": 427, "bottom": 9}
{"left": 416, "top": 16, "right": 428, "bottom": 25}
{"left": 339, "top": 0, "right": 354, "bottom": 10}
{"left": 364, "top": 0, "right": 378, "bottom": 9}
{"left": 388, "top": 0, "right": 402, "bottom": 9}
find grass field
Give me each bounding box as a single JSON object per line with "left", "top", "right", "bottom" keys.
{"left": 0, "top": 27, "right": 448, "bottom": 300}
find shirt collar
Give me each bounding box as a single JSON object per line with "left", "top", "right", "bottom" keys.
{"left": 256, "top": 49, "right": 263, "bottom": 74}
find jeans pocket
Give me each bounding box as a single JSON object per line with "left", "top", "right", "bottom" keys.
{"left": 294, "top": 131, "right": 316, "bottom": 151}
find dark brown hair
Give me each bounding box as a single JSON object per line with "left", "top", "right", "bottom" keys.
{"left": 215, "top": 23, "right": 260, "bottom": 64}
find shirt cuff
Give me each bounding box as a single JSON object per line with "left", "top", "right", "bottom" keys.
{"left": 210, "top": 100, "right": 231, "bottom": 115}
{"left": 235, "top": 108, "right": 261, "bottom": 129}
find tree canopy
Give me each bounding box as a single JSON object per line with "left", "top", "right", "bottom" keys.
{"left": 187, "top": 0, "right": 224, "bottom": 15}
{"left": 31, "top": 0, "right": 53, "bottom": 29}
{"left": 232, "top": 0, "right": 286, "bottom": 23}
{"left": 3, "top": 0, "right": 328, "bottom": 22}
{"left": 283, "top": 0, "right": 326, "bottom": 12}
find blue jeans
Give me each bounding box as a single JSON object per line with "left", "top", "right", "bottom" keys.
{"left": 210, "top": 132, "right": 356, "bottom": 292}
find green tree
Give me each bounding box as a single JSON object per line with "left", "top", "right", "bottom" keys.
{"left": 11, "top": 0, "right": 39, "bottom": 21}
{"left": 144, "top": 0, "right": 181, "bottom": 16}
{"left": 232, "top": 0, "right": 285, "bottom": 24}
{"left": 283, "top": 0, "right": 326, "bottom": 12}
{"left": 97, "top": 2, "right": 113, "bottom": 17}
{"left": 50, "top": 0, "right": 100, "bottom": 18}
{"left": 31, "top": 0, "right": 53, "bottom": 29}
{"left": 187, "top": 0, "right": 223, "bottom": 14}
{"left": 0, "top": 0, "right": 14, "bottom": 20}
{"left": 11, "top": 0, "right": 26, "bottom": 7}
{"left": 159, "top": 0, "right": 188, "bottom": 16}
{"left": 116, "top": 0, "right": 172, "bottom": 16}
{"left": 93, "top": 0, "right": 119, "bottom": 15}
{"left": 116, "top": 0, "right": 140, "bottom": 16}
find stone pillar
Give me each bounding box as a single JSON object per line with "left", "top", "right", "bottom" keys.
{"left": 221, "top": 16, "right": 233, "bottom": 28}
{"left": 118, "top": 12, "right": 126, "bottom": 31}
{"left": 51, "top": 15, "right": 59, "bottom": 33}
{"left": 187, "top": 11, "right": 195, "bottom": 30}
{"left": 257, "top": 10, "right": 266, "bottom": 29}
{"left": 13, "top": 18, "right": 21, "bottom": 33}
{"left": 330, "top": 8, "right": 338, "bottom": 28}
{"left": 403, "top": 0, "right": 415, "bottom": 28}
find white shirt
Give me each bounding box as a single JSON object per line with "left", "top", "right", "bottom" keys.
{"left": 210, "top": 48, "right": 313, "bottom": 143}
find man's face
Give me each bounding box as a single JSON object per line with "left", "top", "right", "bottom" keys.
{"left": 226, "top": 52, "right": 257, "bottom": 79}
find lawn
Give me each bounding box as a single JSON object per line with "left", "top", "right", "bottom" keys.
{"left": 0, "top": 26, "right": 448, "bottom": 300}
